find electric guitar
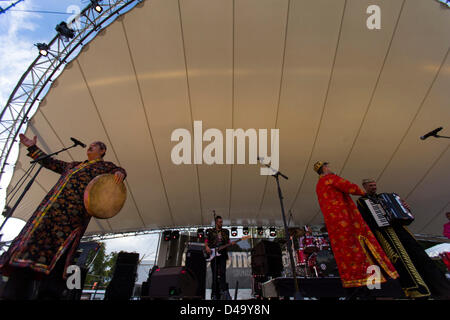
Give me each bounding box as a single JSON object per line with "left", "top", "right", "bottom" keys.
{"left": 205, "top": 235, "right": 251, "bottom": 262}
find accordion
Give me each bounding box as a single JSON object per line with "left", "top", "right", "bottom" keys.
{"left": 360, "top": 193, "right": 414, "bottom": 228}
{"left": 378, "top": 193, "right": 414, "bottom": 225}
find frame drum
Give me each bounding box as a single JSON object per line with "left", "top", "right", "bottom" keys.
{"left": 84, "top": 174, "right": 127, "bottom": 219}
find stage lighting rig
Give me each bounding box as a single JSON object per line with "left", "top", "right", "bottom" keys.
{"left": 35, "top": 43, "right": 49, "bottom": 56}
{"left": 171, "top": 230, "right": 180, "bottom": 240}
{"left": 55, "top": 22, "right": 75, "bottom": 41}
{"left": 242, "top": 227, "right": 249, "bottom": 235}
{"left": 269, "top": 227, "right": 277, "bottom": 237}
{"left": 257, "top": 227, "right": 264, "bottom": 236}
{"left": 197, "top": 228, "right": 205, "bottom": 239}
{"left": 91, "top": 0, "right": 103, "bottom": 13}
{"left": 163, "top": 230, "right": 171, "bottom": 241}
{"left": 436, "top": 0, "right": 450, "bottom": 8}
{"left": 231, "top": 227, "right": 238, "bottom": 237}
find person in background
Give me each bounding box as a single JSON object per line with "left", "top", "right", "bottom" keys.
{"left": 204, "top": 215, "right": 235, "bottom": 300}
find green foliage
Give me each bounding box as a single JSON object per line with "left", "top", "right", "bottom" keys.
{"left": 84, "top": 243, "right": 119, "bottom": 289}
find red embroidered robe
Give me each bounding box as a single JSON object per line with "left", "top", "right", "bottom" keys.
{"left": 316, "top": 173, "right": 398, "bottom": 287}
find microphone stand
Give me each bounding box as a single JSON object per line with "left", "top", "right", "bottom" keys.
{"left": 0, "top": 143, "right": 79, "bottom": 233}
{"left": 212, "top": 210, "right": 219, "bottom": 300}
{"left": 261, "top": 162, "right": 303, "bottom": 300}
{"left": 435, "top": 135, "right": 450, "bottom": 139}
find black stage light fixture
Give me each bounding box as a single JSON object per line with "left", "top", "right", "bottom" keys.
{"left": 257, "top": 227, "right": 264, "bottom": 236}
{"left": 242, "top": 227, "right": 249, "bottom": 235}
{"left": 36, "top": 43, "right": 49, "bottom": 56}
{"left": 171, "top": 230, "right": 180, "bottom": 240}
{"left": 197, "top": 228, "right": 205, "bottom": 239}
{"left": 163, "top": 230, "right": 171, "bottom": 241}
{"left": 55, "top": 22, "right": 75, "bottom": 40}
{"left": 436, "top": 0, "right": 450, "bottom": 8}
{"left": 231, "top": 227, "right": 238, "bottom": 237}
{"left": 269, "top": 227, "right": 276, "bottom": 237}
{"left": 91, "top": 0, "right": 103, "bottom": 13}
{"left": 163, "top": 230, "right": 172, "bottom": 241}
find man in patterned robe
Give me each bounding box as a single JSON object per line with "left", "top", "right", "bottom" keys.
{"left": 313, "top": 161, "right": 399, "bottom": 295}
{"left": 0, "top": 134, "right": 126, "bottom": 299}
{"left": 358, "top": 179, "right": 450, "bottom": 299}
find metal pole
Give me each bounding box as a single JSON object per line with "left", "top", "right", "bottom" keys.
{"left": 274, "top": 173, "right": 303, "bottom": 300}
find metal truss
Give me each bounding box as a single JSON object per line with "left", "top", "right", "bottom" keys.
{"left": 0, "top": 0, "right": 143, "bottom": 185}
{"left": 81, "top": 227, "right": 205, "bottom": 242}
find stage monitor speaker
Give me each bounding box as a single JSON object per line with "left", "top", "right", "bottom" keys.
{"left": 147, "top": 266, "right": 198, "bottom": 299}
{"left": 185, "top": 248, "right": 206, "bottom": 299}
{"left": 104, "top": 252, "right": 139, "bottom": 300}
{"left": 251, "top": 240, "right": 283, "bottom": 277}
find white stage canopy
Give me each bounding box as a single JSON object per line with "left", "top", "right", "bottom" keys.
{"left": 6, "top": 0, "right": 450, "bottom": 237}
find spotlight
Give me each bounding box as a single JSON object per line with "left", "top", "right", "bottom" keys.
{"left": 242, "top": 227, "right": 249, "bottom": 235}
{"left": 197, "top": 228, "right": 205, "bottom": 239}
{"left": 55, "top": 22, "right": 75, "bottom": 40}
{"left": 163, "top": 230, "right": 171, "bottom": 241}
{"left": 257, "top": 227, "right": 264, "bottom": 236}
{"left": 231, "top": 227, "right": 238, "bottom": 237}
{"left": 436, "top": 0, "right": 450, "bottom": 8}
{"left": 35, "top": 43, "right": 49, "bottom": 56}
{"left": 171, "top": 230, "right": 180, "bottom": 240}
{"left": 91, "top": 0, "right": 103, "bottom": 13}
{"left": 269, "top": 227, "right": 276, "bottom": 237}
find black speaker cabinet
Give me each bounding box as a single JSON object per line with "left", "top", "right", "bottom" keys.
{"left": 251, "top": 240, "right": 283, "bottom": 277}
{"left": 185, "top": 249, "right": 206, "bottom": 299}
{"left": 147, "top": 266, "right": 198, "bottom": 299}
{"left": 104, "top": 252, "right": 139, "bottom": 300}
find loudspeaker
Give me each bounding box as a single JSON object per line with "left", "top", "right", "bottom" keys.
{"left": 185, "top": 248, "right": 206, "bottom": 299}
{"left": 147, "top": 266, "right": 198, "bottom": 299}
{"left": 251, "top": 240, "right": 283, "bottom": 277}
{"left": 104, "top": 252, "right": 139, "bottom": 300}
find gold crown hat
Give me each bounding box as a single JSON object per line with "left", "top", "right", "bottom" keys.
{"left": 313, "top": 161, "right": 329, "bottom": 173}
{"left": 362, "top": 178, "right": 376, "bottom": 184}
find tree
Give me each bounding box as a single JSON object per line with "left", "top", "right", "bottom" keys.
{"left": 84, "top": 243, "right": 119, "bottom": 289}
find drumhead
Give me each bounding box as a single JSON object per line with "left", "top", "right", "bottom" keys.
{"left": 315, "top": 250, "right": 338, "bottom": 277}
{"left": 84, "top": 173, "right": 127, "bottom": 219}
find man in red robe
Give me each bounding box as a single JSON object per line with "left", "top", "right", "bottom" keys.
{"left": 314, "top": 161, "right": 399, "bottom": 293}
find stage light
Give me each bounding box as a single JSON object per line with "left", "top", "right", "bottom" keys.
{"left": 242, "top": 227, "right": 249, "bottom": 235}
{"left": 163, "top": 230, "right": 171, "bottom": 241}
{"left": 436, "top": 0, "right": 450, "bottom": 8}
{"left": 257, "top": 227, "right": 264, "bottom": 236}
{"left": 55, "top": 22, "right": 75, "bottom": 40}
{"left": 197, "top": 228, "right": 205, "bottom": 239}
{"left": 171, "top": 230, "right": 180, "bottom": 240}
{"left": 269, "top": 227, "right": 276, "bottom": 237}
{"left": 36, "top": 43, "right": 49, "bottom": 56}
{"left": 231, "top": 227, "right": 238, "bottom": 237}
{"left": 91, "top": 0, "right": 103, "bottom": 13}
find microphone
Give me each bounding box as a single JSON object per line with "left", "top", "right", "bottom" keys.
{"left": 70, "top": 137, "right": 86, "bottom": 148}
{"left": 420, "top": 127, "right": 443, "bottom": 140}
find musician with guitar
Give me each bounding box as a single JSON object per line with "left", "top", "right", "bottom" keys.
{"left": 204, "top": 215, "right": 236, "bottom": 300}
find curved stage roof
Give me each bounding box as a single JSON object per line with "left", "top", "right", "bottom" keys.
{"left": 7, "top": 0, "right": 450, "bottom": 237}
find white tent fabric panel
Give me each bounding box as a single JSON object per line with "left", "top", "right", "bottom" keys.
{"left": 6, "top": 0, "right": 450, "bottom": 237}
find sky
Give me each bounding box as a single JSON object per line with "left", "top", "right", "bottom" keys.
{"left": 0, "top": 0, "right": 159, "bottom": 260}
